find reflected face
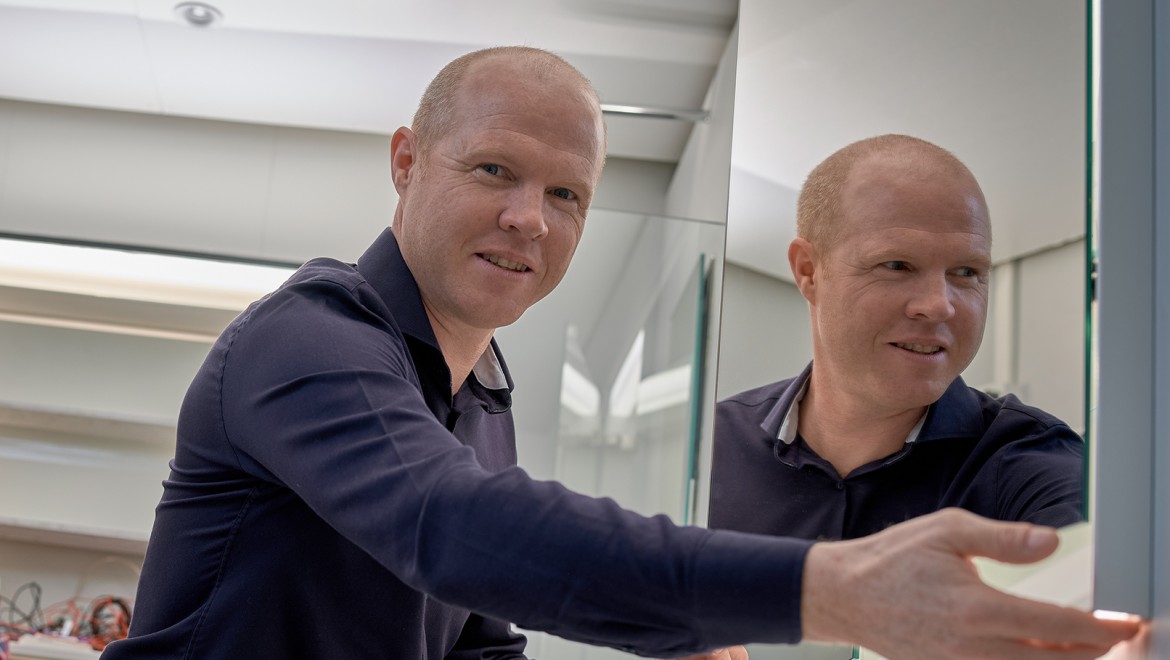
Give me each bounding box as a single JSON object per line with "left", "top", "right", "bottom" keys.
{"left": 392, "top": 58, "right": 606, "bottom": 332}
{"left": 802, "top": 155, "right": 991, "bottom": 413}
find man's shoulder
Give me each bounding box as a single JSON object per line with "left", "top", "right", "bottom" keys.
{"left": 222, "top": 256, "right": 403, "bottom": 359}
{"left": 250, "top": 257, "right": 387, "bottom": 316}
{"left": 284, "top": 257, "right": 365, "bottom": 290}
{"left": 718, "top": 376, "right": 800, "bottom": 410}
{"left": 964, "top": 386, "right": 1071, "bottom": 431}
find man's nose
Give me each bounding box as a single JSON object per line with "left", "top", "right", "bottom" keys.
{"left": 906, "top": 273, "right": 957, "bottom": 321}
{"left": 499, "top": 187, "right": 548, "bottom": 240}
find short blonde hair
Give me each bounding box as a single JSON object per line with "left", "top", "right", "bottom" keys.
{"left": 796, "top": 134, "right": 982, "bottom": 253}
{"left": 412, "top": 46, "right": 603, "bottom": 157}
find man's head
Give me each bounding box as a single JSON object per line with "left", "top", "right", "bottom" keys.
{"left": 789, "top": 134, "right": 992, "bottom": 413}
{"left": 390, "top": 46, "right": 607, "bottom": 334}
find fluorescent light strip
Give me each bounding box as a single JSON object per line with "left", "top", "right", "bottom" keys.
{"left": 600, "top": 104, "right": 709, "bottom": 123}
{"left": 636, "top": 364, "right": 692, "bottom": 415}
{"left": 0, "top": 238, "right": 295, "bottom": 311}
{"left": 560, "top": 363, "right": 600, "bottom": 418}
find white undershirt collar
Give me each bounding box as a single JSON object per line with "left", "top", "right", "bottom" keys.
{"left": 470, "top": 342, "right": 508, "bottom": 391}
{"left": 777, "top": 378, "right": 928, "bottom": 446}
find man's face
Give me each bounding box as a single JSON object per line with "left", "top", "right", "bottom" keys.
{"left": 392, "top": 60, "right": 605, "bottom": 333}
{"left": 802, "top": 155, "right": 991, "bottom": 414}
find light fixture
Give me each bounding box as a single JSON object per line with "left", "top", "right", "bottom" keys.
{"left": 174, "top": 2, "right": 223, "bottom": 28}
{"left": 0, "top": 237, "right": 295, "bottom": 311}
{"left": 600, "top": 104, "right": 709, "bottom": 123}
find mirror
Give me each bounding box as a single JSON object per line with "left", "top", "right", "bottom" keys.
{"left": 717, "top": 1, "right": 1089, "bottom": 656}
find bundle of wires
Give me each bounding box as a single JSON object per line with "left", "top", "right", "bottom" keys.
{"left": 0, "top": 581, "right": 44, "bottom": 639}
{"left": 1, "top": 582, "right": 133, "bottom": 652}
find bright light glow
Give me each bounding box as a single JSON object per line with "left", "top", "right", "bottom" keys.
{"left": 0, "top": 238, "right": 295, "bottom": 311}
{"left": 1092, "top": 609, "right": 1140, "bottom": 622}
{"left": 560, "top": 363, "right": 600, "bottom": 418}
{"left": 608, "top": 331, "right": 644, "bottom": 419}
{"left": 636, "top": 364, "right": 692, "bottom": 415}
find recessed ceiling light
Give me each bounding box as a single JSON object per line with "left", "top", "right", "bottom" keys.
{"left": 174, "top": 2, "right": 223, "bottom": 28}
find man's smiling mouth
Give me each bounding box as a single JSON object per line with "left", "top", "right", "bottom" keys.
{"left": 893, "top": 342, "right": 943, "bottom": 355}
{"left": 482, "top": 254, "right": 530, "bottom": 272}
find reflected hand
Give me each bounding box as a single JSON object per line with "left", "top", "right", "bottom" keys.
{"left": 675, "top": 646, "right": 748, "bottom": 660}
{"left": 800, "top": 508, "right": 1142, "bottom": 660}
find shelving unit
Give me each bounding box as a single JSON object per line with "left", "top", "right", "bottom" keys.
{"left": 0, "top": 242, "right": 257, "bottom": 567}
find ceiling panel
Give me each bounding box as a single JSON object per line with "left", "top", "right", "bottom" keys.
{"left": 0, "top": 7, "right": 160, "bottom": 112}
{"left": 0, "top": 0, "right": 736, "bottom": 163}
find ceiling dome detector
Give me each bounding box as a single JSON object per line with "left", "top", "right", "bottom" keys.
{"left": 174, "top": 2, "right": 223, "bottom": 27}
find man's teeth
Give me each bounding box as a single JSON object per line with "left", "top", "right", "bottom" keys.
{"left": 484, "top": 254, "right": 528, "bottom": 272}
{"left": 895, "top": 342, "right": 942, "bottom": 355}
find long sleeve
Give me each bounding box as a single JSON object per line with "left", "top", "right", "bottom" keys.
{"left": 217, "top": 275, "right": 810, "bottom": 657}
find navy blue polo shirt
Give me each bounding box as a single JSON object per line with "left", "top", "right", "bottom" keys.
{"left": 104, "top": 229, "right": 813, "bottom": 660}
{"left": 709, "top": 364, "right": 1084, "bottom": 541}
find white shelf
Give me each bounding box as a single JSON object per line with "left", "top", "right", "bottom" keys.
{"left": 0, "top": 516, "right": 148, "bottom": 556}
{"left": 0, "top": 401, "right": 176, "bottom": 446}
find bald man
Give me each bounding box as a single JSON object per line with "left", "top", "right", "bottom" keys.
{"left": 710, "top": 135, "right": 1084, "bottom": 541}
{"left": 106, "top": 57, "right": 1133, "bottom": 660}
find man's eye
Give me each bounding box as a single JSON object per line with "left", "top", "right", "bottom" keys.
{"left": 550, "top": 187, "right": 576, "bottom": 201}
{"left": 882, "top": 261, "right": 909, "bottom": 271}
{"left": 481, "top": 164, "right": 502, "bottom": 176}
{"left": 954, "top": 267, "right": 980, "bottom": 278}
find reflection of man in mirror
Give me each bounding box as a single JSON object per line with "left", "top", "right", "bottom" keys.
{"left": 105, "top": 57, "right": 1135, "bottom": 660}
{"left": 710, "top": 134, "right": 1083, "bottom": 540}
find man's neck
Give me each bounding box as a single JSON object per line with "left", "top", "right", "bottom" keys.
{"left": 423, "top": 307, "right": 494, "bottom": 397}
{"left": 798, "top": 374, "right": 926, "bottom": 478}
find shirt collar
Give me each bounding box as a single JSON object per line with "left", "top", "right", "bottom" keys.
{"left": 915, "top": 375, "right": 985, "bottom": 441}
{"left": 472, "top": 341, "right": 509, "bottom": 391}
{"left": 356, "top": 228, "right": 441, "bottom": 352}
{"left": 773, "top": 362, "right": 928, "bottom": 446}
{"left": 355, "top": 228, "right": 514, "bottom": 410}
{"left": 465, "top": 341, "right": 514, "bottom": 414}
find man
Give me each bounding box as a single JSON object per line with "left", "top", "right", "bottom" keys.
{"left": 103, "top": 52, "right": 1135, "bottom": 660}
{"left": 710, "top": 134, "right": 1084, "bottom": 542}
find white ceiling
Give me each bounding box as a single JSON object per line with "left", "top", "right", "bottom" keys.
{"left": 0, "top": 0, "right": 737, "bottom": 162}
{"left": 0, "top": 0, "right": 1090, "bottom": 286}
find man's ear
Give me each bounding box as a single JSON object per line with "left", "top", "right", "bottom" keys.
{"left": 390, "top": 127, "right": 418, "bottom": 196}
{"left": 788, "top": 237, "right": 819, "bottom": 304}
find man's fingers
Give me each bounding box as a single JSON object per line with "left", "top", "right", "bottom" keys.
{"left": 977, "top": 593, "right": 1142, "bottom": 649}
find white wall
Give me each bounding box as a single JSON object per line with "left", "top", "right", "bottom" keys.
{"left": 664, "top": 24, "right": 738, "bottom": 225}
{"left": 715, "top": 262, "right": 810, "bottom": 399}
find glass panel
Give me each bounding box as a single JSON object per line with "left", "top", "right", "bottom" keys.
{"left": 496, "top": 208, "right": 725, "bottom": 660}
{"left": 501, "top": 209, "right": 723, "bottom": 517}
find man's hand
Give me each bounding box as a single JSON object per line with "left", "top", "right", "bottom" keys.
{"left": 801, "top": 508, "right": 1142, "bottom": 660}
{"left": 676, "top": 646, "right": 748, "bottom": 660}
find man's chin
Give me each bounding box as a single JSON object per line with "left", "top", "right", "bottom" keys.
{"left": 465, "top": 306, "right": 528, "bottom": 331}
